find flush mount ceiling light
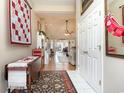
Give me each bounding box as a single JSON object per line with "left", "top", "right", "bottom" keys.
{"left": 64, "top": 20, "right": 74, "bottom": 36}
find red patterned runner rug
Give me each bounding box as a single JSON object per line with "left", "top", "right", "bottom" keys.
{"left": 31, "top": 70, "right": 77, "bottom": 93}
{"left": 12, "top": 70, "right": 77, "bottom": 93}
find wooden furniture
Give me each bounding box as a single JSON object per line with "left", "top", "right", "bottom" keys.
{"left": 32, "top": 48, "right": 44, "bottom": 68}
{"left": 6, "top": 56, "right": 41, "bottom": 92}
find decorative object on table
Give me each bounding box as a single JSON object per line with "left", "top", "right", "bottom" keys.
{"left": 9, "top": 0, "right": 32, "bottom": 45}
{"left": 32, "top": 48, "right": 42, "bottom": 57}
{"left": 81, "top": 0, "right": 94, "bottom": 15}
{"left": 30, "top": 71, "right": 77, "bottom": 93}
{"left": 105, "top": 14, "right": 124, "bottom": 37}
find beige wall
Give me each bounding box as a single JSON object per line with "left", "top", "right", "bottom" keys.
{"left": 0, "top": 0, "right": 40, "bottom": 92}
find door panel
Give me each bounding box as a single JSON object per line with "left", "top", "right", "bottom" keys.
{"left": 78, "top": 6, "right": 102, "bottom": 93}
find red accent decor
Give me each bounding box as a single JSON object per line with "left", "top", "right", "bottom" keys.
{"left": 18, "top": 0, "right": 21, "bottom": 5}
{"left": 18, "top": 17, "right": 21, "bottom": 23}
{"left": 105, "top": 14, "right": 124, "bottom": 37}
{"left": 9, "top": 0, "right": 32, "bottom": 45}
{"left": 12, "top": 23, "right": 15, "bottom": 29}
{"left": 108, "top": 47, "right": 116, "bottom": 54}
{"left": 15, "top": 10, "right": 18, "bottom": 16}
{"left": 61, "top": 71, "right": 77, "bottom": 93}
{"left": 26, "top": 39, "right": 29, "bottom": 42}
{"left": 32, "top": 49, "right": 42, "bottom": 57}
{"left": 21, "top": 6, "right": 24, "bottom": 12}
{"left": 8, "top": 67, "right": 27, "bottom": 71}
{"left": 20, "top": 24, "right": 23, "bottom": 28}
{"left": 15, "top": 30, "right": 18, "bottom": 35}
{"left": 12, "top": 1, "right": 15, "bottom": 8}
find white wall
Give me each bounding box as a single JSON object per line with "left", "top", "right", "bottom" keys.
{"left": 104, "top": 57, "right": 124, "bottom": 93}
{"left": 0, "top": 0, "right": 40, "bottom": 92}
{"left": 76, "top": 0, "right": 81, "bottom": 70}
{"left": 103, "top": 0, "right": 124, "bottom": 93}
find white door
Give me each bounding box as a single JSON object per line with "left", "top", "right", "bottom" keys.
{"left": 78, "top": 18, "right": 87, "bottom": 75}
{"left": 78, "top": 6, "right": 102, "bottom": 93}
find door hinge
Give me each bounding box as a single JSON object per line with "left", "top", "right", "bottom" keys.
{"left": 99, "top": 80, "right": 102, "bottom": 86}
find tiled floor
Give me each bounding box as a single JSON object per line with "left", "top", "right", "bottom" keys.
{"left": 67, "top": 71, "right": 96, "bottom": 93}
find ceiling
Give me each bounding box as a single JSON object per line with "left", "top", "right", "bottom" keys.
{"left": 31, "top": 0, "right": 76, "bottom": 7}
{"left": 31, "top": 0, "right": 76, "bottom": 40}
{"left": 108, "top": 0, "right": 114, "bottom": 4}
{"left": 40, "top": 16, "right": 76, "bottom": 40}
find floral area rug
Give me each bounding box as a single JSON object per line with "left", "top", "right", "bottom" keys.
{"left": 31, "top": 70, "right": 77, "bottom": 93}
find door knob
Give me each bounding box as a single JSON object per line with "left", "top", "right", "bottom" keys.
{"left": 97, "top": 45, "right": 101, "bottom": 50}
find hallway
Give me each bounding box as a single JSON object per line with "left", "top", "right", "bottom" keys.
{"left": 1, "top": 0, "right": 124, "bottom": 93}
{"left": 43, "top": 51, "right": 76, "bottom": 71}
{"left": 11, "top": 52, "right": 96, "bottom": 93}
{"left": 41, "top": 52, "right": 96, "bottom": 93}
{"left": 31, "top": 52, "right": 96, "bottom": 93}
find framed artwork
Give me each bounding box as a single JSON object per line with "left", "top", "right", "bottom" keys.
{"left": 81, "top": 0, "right": 94, "bottom": 15}
{"left": 9, "top": 0, "right": 32, "bottom": 45}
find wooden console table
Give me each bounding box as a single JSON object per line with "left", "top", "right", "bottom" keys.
{"left": 6, "top": 56, "right": 41, "bottom": 92}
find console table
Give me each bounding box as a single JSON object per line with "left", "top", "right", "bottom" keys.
{"left": 6, "top": 56, "right": 41, "bottom": 92}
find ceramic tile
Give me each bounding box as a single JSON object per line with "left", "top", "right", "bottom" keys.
{"left": 67, "top": 71, "right": 96, "bottom": 93}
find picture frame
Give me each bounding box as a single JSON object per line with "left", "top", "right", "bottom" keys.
{"left": 9, "top": 0, "right": 32, "bottom": 45}
{"left": 81, "top": 0, "right": 94, "bottom": 15}
{"left": 122, "top": 7, "right": 124, "bottom": 25}
{"left": 122, "top": 7, "right": 124, "bottom": 43}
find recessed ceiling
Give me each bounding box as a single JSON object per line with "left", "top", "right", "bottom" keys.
{"left": 30, "top": 0, "right": 76, "bottom": 40}
{"left": 40, "top": 16, "right": 76, "bottom": 40}
{"left": 35, "top": 11, "right": 75, "bottom": 17}
{"left": 31, "top": 0, "right": 76, "bottom": 6}
{"left": 31, "top": 0, "right": 76, "bottom": 16}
